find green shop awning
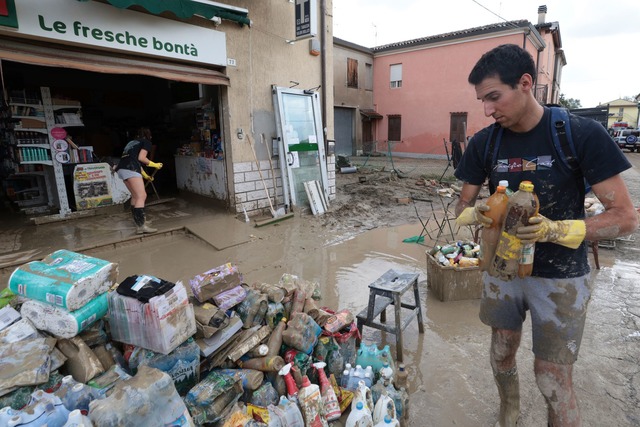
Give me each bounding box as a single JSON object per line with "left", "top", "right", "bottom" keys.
{"left": 78, "top": 0, "right": 251, "bottom": 26}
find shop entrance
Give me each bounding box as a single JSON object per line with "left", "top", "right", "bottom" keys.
{"left": 0, "top": 60, "right": 226, "bottom": 219}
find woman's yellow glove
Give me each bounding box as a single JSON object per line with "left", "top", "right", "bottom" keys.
{"left": 147, "top": 161, "right": 163, "bottom": 169}
{"left": 141, "top": 170, "right": 154, "bottom": 181}
{"left": 516, "top": 215, "right": 586, "bottom": 249}
{"left": 455, "top": 205, "right": 492, "bottom": 227}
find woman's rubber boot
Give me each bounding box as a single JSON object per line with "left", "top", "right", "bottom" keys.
{"left": 132, "top": 207, "right": 157, "bottom": 234}
{"left": 494, "top": 366, "right": 520, "bottom": 427}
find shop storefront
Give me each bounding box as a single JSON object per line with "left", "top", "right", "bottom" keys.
{"left": 0, "top": 0, "right": 241, "bottom": 218}
{"left": 1, "top": 0, "right": 335, "bottom": 221}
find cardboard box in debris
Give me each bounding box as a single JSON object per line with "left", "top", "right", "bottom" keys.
{"left": 0, "top": 250, "right": 408, "bottom": 426}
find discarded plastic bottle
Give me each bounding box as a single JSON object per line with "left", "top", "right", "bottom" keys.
{"left": 480, "top": 185, "right": 509, "bottom": 271}
{"left": 373, "top": 414, "right": 399, "bottom": 426}
{"left": 499, "top": 179, "right": 514, "bottom": 196}
{"left": 372, "top": 391, "right": 397, "bottom": 425}
{"left": 313, "top": 362, "right": 341, "bottom": 422}
{"left": 268, "top": 396, "right": 304, "bottom": 427}
{"left": 278, "top": 362, "right": 299, "bottom": 400}
{"left": 394, "top": 363, "right": 408, "bottom": 391}
{"left": 267, "top": 317, "right": 287, "bottom": 357}
{"left": 345, "top": 401, "right": 373, "bottom": 427}
{"left": 297, "top": 375, "right": 329, "bottom": 427}
{"left": 0, "top": 407, "right": 21, "bottom": 426}
{"left": 490, "top": 181, "right": 539, "bottom": 280}
{"left": 63, "top": 409, "right": 93, "bottom": 426}
{"left": 62, "top": 383, "right": 98, "bottom": 414}
{"left": 518, "top": 184, "right": 540, "bottom": 278}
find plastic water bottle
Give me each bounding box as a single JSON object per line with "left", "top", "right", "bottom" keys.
{"left": 0, "top": 407, "right": 21, "bottom": 425}
{"left": 340, "top": 368, "right": 351, "bottom": 389}
{"left": 55, "top": 375, "right": 80, "bottom": 404}
{"left": 63, "top": 409, "right": 94, "bottom": 426}
{"left": 63, "top": 383, "right": 99, "bottom": 414}
{"left": 347, "top": 365, "right": 364, "bottom": 391}
{"left": 345, "top": 401, "right": 373, "bottom": 427}
{"left": 363, "top": 366, "right": 374, "bottom": 388}
{"left": 394, "top": 363, "right": 408, "bottom": 390}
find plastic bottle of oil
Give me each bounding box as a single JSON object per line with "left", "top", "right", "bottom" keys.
{"left": 480, "top": 185, "right": 509, "bottom": 271}
{"left": 490, "top": 181, "right": 538, "bottom": 280}
{"left": 517, "top": 184, "right": 540, "bottom": 278}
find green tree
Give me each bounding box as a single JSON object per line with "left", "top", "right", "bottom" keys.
{"left": 558, "top": 93, "right": 582, "bottom": 109}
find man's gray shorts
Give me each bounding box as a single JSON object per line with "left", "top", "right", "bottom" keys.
{"left": 479, "top": 271, "right": 592, "bottom": 364}
{"left": 117, "top": 169, "right": 141, "bottom": 181}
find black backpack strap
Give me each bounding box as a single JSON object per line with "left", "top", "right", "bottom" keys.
{"left": 550, "top": 106, "right": 591, "bottom": 194}
{"left": 483, "top": 123, "right": 502, "bottom": 193}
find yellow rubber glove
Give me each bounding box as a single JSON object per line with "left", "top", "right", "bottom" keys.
{"left": 516, "top": 215, "right": 586, "bottom": 249}
{"left": 141, "top": 170, "right": 154, "bottom": 181}
{"left": 147, "top": 161, "right": 163, "bottom": 169}
{"left": 455, "top": 204, "right": 492, "bottom": 227}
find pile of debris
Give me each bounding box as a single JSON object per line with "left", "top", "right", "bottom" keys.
{"left": 0, "top": 250, "right": 410, "bottom": 426}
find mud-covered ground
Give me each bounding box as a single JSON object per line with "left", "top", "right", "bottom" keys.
{"left": 316, "top": 156, "right": 484, "bottom": 240}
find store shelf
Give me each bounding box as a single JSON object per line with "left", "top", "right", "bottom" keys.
{"left": 13, "top": 171, "right": 46, "bottom": 176}
{"left": 17, "top": 144, "right": 50, "bottom": 149}
{"left": 21, "top": 160, "right": 53, "bottom": 165}
{"left": 13, "top": 128, "right": 48, "bottom": 133}
{"left": 9, "top": 102, "right": 43, "bottom": 108}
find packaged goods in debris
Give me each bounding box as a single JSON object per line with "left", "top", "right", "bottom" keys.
{"left": 184, "top": 371, "right": 243, "bottom": 425}
{"left": 0, "top": 337, "right": 57, "bottom": 395}
{"left": 8, "top": 249, "right": 118, "bottom": 311}
{"left": 212, "top": 285, "right": 247, "bottom": 310}
{"left": 282, "top": 312, "right": 322, "bottom": 354}
{"left": 20, "top": 292, "right": 108, "bottom": 339}
{"left": 236, "top": 287, "right": 268, "bottom": 328}
{"left": 189, "top": 263, "right": 242, "bottom": 303}
{"left": 88, "top": 365, "right": 194, "bottom": 426}
{"left": 196, "top": 315, "right": 243, "bottom": 357}
{"left": 128, "top": 338, "right": 200, "bottom": 396}
{"left": 0, "top": 255, "right": 412, "bottom": 426}
{"left": 107, "top": 277, "right": 196, "bottom": 354}
{"left": 192, "top": 299, "right": 230, "bottom": 339}
{"left": 0, "top": 306, "right": 21, "bottom": 331}
{"left": 56, "top": 336, "right": 105, "bottom": 383}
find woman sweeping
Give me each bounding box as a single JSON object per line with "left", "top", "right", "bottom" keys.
{"left": 115, "top": 127, "right": 162, "bottom": 234}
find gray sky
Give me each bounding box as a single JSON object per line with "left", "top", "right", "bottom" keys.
{"left": 333, "top": 0, "right": 640, "bottom": 108}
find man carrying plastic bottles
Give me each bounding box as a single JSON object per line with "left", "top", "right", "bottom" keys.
{"left": 453, "top": 44, "right": 638, "bottom": 427}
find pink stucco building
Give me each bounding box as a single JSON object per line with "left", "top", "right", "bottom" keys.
{"left": 339, "top": 6, "right": 564, "bottom": 158}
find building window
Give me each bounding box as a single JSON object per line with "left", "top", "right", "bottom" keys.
{"left": 390, "top": 63, "right": 402, "bottom": 88}
{"left": 388, "top": 115, "right": 401, "bottom": 141}
{"left": 365, "top": 63, "right": 373, "bottom": 91}
{"left": 347, "top": 58, "right": 358, "bottom": 88}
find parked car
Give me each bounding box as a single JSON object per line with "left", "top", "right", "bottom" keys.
{"left": 613, "top": 129, "right": 640, "bottom": 152}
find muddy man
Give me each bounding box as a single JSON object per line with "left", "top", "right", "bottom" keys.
{"left": 454, "top": 44, "right": 638, "bottom": 426}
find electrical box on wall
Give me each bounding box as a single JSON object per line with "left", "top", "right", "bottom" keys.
{"left": 309, "top": 38, "right": 320, "bottom": 56}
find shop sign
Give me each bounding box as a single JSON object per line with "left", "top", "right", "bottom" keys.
{"left": 6, "top": 0, "right": 226, "bottom": 66}
{"left": 0, "top": 0, "right": 17, "bottom": 28}
{"left": 295, "top": 0, "right": 317, "bottom": 40}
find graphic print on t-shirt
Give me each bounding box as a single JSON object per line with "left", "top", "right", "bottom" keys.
{"left": 495, "top": 155, "right": 555, "bottom": 173}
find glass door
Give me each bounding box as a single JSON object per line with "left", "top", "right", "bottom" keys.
{"left": 272, "top": 86, "right": 328, "bottom": 208}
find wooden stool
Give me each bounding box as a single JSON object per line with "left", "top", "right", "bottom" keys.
{"left": 356, "top": 269, "right": 424, "bottom": 362}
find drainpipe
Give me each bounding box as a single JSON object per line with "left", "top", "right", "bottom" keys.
{"left": 320, "top": 0, "right": 327, "bottom": 145}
